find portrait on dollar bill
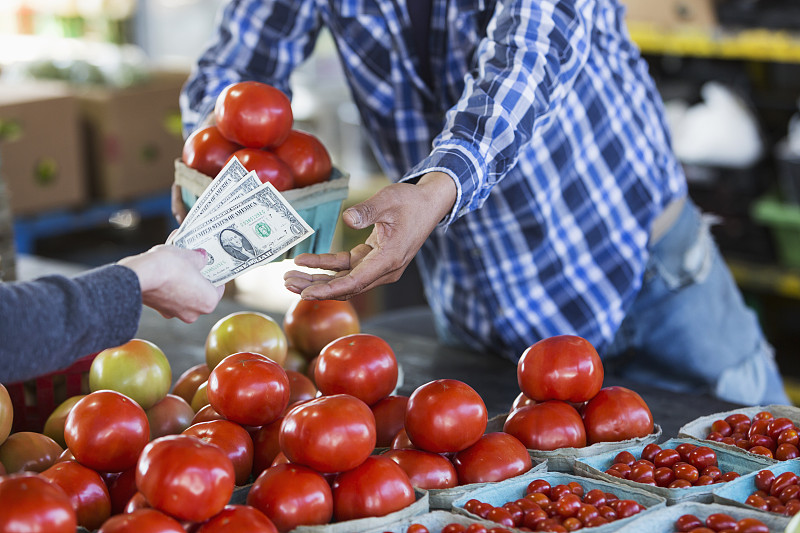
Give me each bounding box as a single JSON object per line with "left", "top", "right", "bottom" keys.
{"left": 219, "top": 228, "right": 256, "bottom": 261}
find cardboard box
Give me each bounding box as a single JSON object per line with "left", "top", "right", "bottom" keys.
{"left": 624, "top": 0, "right": 718, "bottom": 31}
{"left": 78, "top": 70, "right": 187, "bottom": 202}
{"left": 0, "top": 81, "right": 88, "bottom": 215}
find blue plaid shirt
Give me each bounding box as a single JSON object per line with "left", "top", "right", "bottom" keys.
{"left": 182, "top": 0, "right": 687, "bottom": 360}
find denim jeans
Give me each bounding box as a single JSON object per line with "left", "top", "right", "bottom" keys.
{"left": 604, "top": 199, "right": 790, "bottom": 406}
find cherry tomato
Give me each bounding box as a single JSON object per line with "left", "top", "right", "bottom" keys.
{"left": 315, "top": 333, "right": 398, "bottom": 406}
{"left": 407, "top": 524, "right": 430, "bottom": 533}
{"left": 96, "top": 508, "right": 184, "bottom": 532}
{"left": 0, "top": 472, "right": 76, "bottom": 532}
{"left": 183, "top": 125, "right": 241, "bottom": 177}
{"left": 247, "top": 463, "right": 333, "bottom": 532}
{"left": 613, "top": 450, "right": 637, "bottom": 466}
{"left": 214, "top": 81, "right": 293, "bottom": 148}
{"left": 331, "top": 456, "right": 415, "bottom": 521}
{"left": 371, "top": 395, "right": 409, "bottom": 448}
{"left": 653, "top": 448, "right": 681, "bottom": 468}
{"left": 272, "top": 129, "right": 332, "bottom": 188}
{"left": 705, "top": 513, "right": 736, "bottom": 530}
{"left": 687, "top": 446, "right": 717, "bottom": 470}
{"left": 776, "top": 443, "right": 800, "bottom": 461}
{"left": 65, "top": 390, "right": 149, "bottom": 473}
{"left": 405, "top": 379, "right": 488, "bottom": 453}
{"left": 767, "top": 418, "right": 796, "bottom": 440}
{"left": 452, "top": 432, "right": 533, "bottom": 485}
{"left": 0, "top": 431, "right": 63, "bottom": 473}
{"left": 581, "top": 386, "right": 653, "bottom": 444}
{"left": 735, "top": 517, "right": 769, "bottom": 533}
{"left": 136, "top": 434, "right": 235, "bottom": 522}
{"left": 770, "top": 471, "right": 800, "bottom": 496}
{"left": 182, "top": 419, "right": 254, "bottom": 486}
{"left": 503, "top": 400, "right": 586, "bottom": 451}
{"left": 207, "top": 352, "right": 290, "bottom": 427}
{"left": 279, "top": 394, "right": 376, "bottom": 473}
{"left": 41, "top": 460, "right": 111, "bottom": 530}
{"left": 231, "top": 148, "right": 295, "bottom": 191}
{"left": 516, "top": 335, "right": 603, "bottom": 403}
{"left": 196, "top": 505, "right": 278, "bottom": 533}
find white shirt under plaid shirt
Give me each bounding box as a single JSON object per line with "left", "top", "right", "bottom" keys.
{"left": 181, "top": 0, "right": 688, "bottom": 360}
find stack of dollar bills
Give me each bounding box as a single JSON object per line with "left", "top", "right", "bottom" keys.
{"left": 168, "top": 157, "right": 314, "bottom": 286}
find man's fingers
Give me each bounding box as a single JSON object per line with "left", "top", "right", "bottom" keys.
{"left": 292, "top": 251, "right": 354, "bottom": 271}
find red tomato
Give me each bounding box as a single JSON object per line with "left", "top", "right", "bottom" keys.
{"left": 279, "top": 394, "right": 376, "bottom": 473}
{"left": 405, "top": 379, "right": 488, "bottom": 453}
{"left": 371, "top": 395, "right": 410, "bottom": 448}
{"left": 0, "top": 383, "right": 11, "bottom": 445}
{"left": 247, "top": 463, "right": 333, "bottom": 532}
{"left": 0, "top": 431, "right": 63, "bottom": 473}
{"left": 391, "top": 428, "right": 416, "bottom": 450}
{"left": 286, "top": 369, "right": 318, "bottom": 405}
{"left": 283, "top": 299, "right": 361, "bottom": 360}
{"left": 183, "top": 125, "right": 241, "bottom": 177}
{"left": 171, "top": 363, "right": 211, "bottom": 405}
{"left": 197, "top": 505, "right": 278, "bottom": 533}
{"left": 381, "top": 448, "right": 458, "bottom": 490}
{"left": 252, "top": 417, "right": 284, "bottom": 477}
{"left": 206, "top": 312, "right": 288, "bottom": 369}
{"left": 207, "top": 352, "right": 290, "bottom": 427}
{"left": 96, "top": 508, "right": 184, "bottom": 532}
{"left": 452, "top": 432, "right": 533, "bottom": 485}
{"left": 41, "top": 460, "right": 111, "bottom": 530}
{"left": 273, "top": 130, "right": 332, "bottom": 188}
{"left": 107, "top": 467, "right": 137, "bottom": 515}
{"left": 331, "top": 456, "right": 415, "bottom": 521}
{"left": 214, "top": 81, "right": 293, "bottom": 149}
{"left": 517, "top": 335, "right": 604, "bottom": 403}
{"left": 146, "top": 394, "right": 195, "bottom": 439}
{"left": 90, "top": 339, "right": 172, "bottom": 410}
{"left": 511, "top": 392, "right": 536, "bottom": 412}
{"left": 124, "top": 491, "right": 151, "bottom": 513}
{"left": 581, "top": 386, "right": 654, "bottom": 444}
{"left": 315, "top": 333, "right": 398, "bottom": 406}
{"left": 0, "top": 472, "right": 76, "bottom": 532}
{"left": 182, "top": 419, "right": 254, "bottom": 486}
{"left": 503, "top": 400, "right": 587, "bottom": 450}
{"left": 231, "top": 148, "right": 295, "bottom": 191}
{"left": 135, "top": 434, "right": 235, "bottom": 522}
{"left": 192, "top": 404, "right": 224, "bottom": 424}
{"left": 65, "top": 390, "right": 150, "bottom": 472}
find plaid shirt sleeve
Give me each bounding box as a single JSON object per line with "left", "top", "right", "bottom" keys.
{"left": 408, "top": 1, "right": 595, "bottom": 226}
{"left": 180, "top": 0, "right": 323, "bottom": 137}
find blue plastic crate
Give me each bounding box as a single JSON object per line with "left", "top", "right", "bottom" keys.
{"left": 175, "top": 159, "right": 349, "bottom": 260}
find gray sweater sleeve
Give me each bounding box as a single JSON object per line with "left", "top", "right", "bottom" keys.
{"left": 0, "top": 264, "right": 142, "bottom": 384}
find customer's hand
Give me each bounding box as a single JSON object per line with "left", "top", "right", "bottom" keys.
{"left": 119, "top": 245, "right": 224, "bottom": 322}
{"left": 284, "top": 171, "right": 457, "bottom": 300}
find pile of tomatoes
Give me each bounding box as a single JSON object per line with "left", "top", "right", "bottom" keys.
{"left": 745, "top": 469, "right": 800, "bottom": 516}
{"left": 705, "top": 410, "right": 800, "bottom": 461}
{"left": 463, "top": 478, "right": 646, "bottom": 531}
{"left": 674, "top": 512, "right": 769, "bottom": 533}
{"left": 603, "top": 442, "right": 741, "bottom": 489}
{"left": 503, "top": 335, "right": 654, "bottom": 451}
{"left": 182, "top": 80, "right": 333, "bottom": 192}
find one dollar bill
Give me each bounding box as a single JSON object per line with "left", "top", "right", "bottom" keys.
{"left": 172, "top": 178, "right": 314, "bottom": 286}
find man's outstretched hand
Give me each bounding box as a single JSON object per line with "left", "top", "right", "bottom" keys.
{"left": 284, "top": 172, "right": 457, "bottom": 300}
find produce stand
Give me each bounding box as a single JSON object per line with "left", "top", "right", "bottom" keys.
{"left": 132, "top": 299, "right": 745, "bottom": 440}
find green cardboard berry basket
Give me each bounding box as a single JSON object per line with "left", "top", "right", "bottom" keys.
{"left": 174, "top": 159, "right": 349, "bottom": 260}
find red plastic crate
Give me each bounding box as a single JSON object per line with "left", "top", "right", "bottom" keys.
{"left": 5, "top": 353, "right": 97, "bottom": 433}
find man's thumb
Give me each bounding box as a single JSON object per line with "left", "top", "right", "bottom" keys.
{"left": 343, "top": 200, "right": 376, "bottom": 229}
